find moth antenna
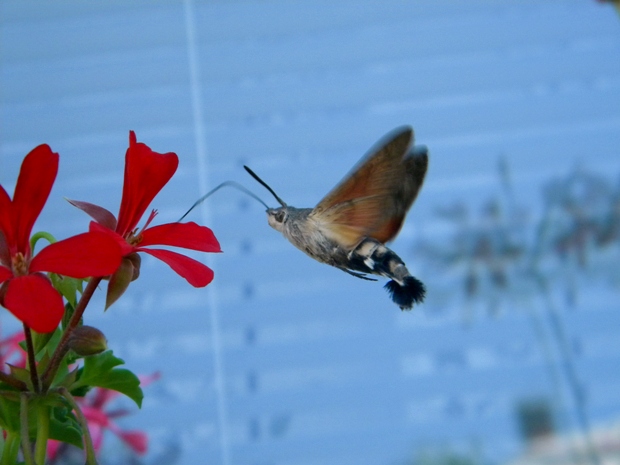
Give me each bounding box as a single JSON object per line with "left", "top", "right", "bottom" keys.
{"left": 178, "top": 181, "right": 269, "bottom": 222}
{"left": 244, "top": 165, "right": 287, "bottom": 207}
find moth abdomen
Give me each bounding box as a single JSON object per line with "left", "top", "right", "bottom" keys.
{"left": 348, "top": 238, "right": 426, "bottom": 310}
{"left": 385, "top": 277, "right": 425, "bottom": 311}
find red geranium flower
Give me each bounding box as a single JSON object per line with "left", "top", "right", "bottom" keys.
{"left": 0, "top": 145, "right": 122, "bottom": 333}
{"left": 70, "top": 131, "right": 220, "bottom": 306}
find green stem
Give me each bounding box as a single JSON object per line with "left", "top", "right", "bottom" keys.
{"left": 30, "top": 231, "right": 57, "bottom": 253}
{"left": 23, "top": 325, "right": 40, "bottom": 393}
{"left": 41, "top": 276, "right": 103, "bottom": 391}
{"left": 20, "top": 394, "right": 34, "bottom": 465}
{"left": 34, "top": 404, "right": 49, "bottom": 465}
{"left": 59, "top": 388, "right": 98, "bottom": 465}
{"left": 1, "top": 431, "right": 20, "bottom": 465}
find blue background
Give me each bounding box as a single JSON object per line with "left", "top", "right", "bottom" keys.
{"left": 1, "top": 1, "right": 620, "bottom": 464}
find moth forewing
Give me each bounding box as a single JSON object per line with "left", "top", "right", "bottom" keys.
{"left": 311, "top": 126, "right": 428, "bottom": 246}
{"left": 376, "top": 143, "right": 429, "bottom": 243}
{"left": 312, "top": 126, "right": 414, "bottom": 218}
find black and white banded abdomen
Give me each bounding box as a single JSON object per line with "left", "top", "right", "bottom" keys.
{"left": 347, "top": 238, "right": 425, "bottom": 310}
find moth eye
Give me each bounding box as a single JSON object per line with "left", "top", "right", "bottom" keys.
{"left": 275, "top": 211, "right": 286, "bottom": 223}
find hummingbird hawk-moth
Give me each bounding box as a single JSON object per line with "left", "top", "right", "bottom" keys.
{"left": 244, "top": 126, "right": 428, "bottom": 310}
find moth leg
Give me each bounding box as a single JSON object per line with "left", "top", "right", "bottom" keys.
{"left": 338, "top": 267, "right": 378, "bottom": 281}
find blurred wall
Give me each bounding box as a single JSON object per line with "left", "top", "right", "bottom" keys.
{"left": 1, "top": 1, "right": 620, "bottom": 464}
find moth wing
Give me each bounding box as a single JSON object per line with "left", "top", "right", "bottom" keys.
{"left": 311, "top": 126, "right": 428, "bottom": 248}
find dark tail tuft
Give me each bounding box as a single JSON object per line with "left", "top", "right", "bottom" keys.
{"left": 384, "top": 277, "right": 426, "bottom": 310}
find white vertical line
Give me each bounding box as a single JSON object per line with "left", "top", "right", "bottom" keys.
{"left": 183, "top": 1, "right": 231, "bottom": 464}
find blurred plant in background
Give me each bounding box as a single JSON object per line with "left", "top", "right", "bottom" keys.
{"left": 428, "top": 158, "right": 527, "bottom": 320}
{"left": 422, "top": 158, "right": 620, "bottom": 465}
{"left": 596, "top": 0, "right": 620, "bottom": 17}
{"left": 402, "top": 446, "right": 486, "bottom": 465}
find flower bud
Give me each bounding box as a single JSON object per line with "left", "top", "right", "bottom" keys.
{"left": 68, "top": 325, "right": 107, "bottom": 356}
{"left": 127, "top": 252, "right": 141, "bottom": 281}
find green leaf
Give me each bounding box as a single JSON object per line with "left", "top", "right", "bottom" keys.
{"left": 50, "top": 274, "right": 81, "bottom": 308}
{"left": 73, "top": 350, "right": 143, "bottom": 408}
{"left": 32, "top": 329, "right": 56, "bottom": 356}
{"left": 69, "top": 373, "right": 91, "bottom": 397}
{"left": 7, "top": 366, "right": 31, "bottom": 390}
{"left": 61, "top": 301, "right": 77, "bottom": 330}
{"left": 0, "top": 396, "right": 21, "bottom": 431}
{"left": 35, "top": 351, "right": 51, "bottom": 376}
{"left": 15, "top": 394, "right": 84, "bottom": 448}
{"left": 58, "top": 367, "right": 80, "bottom": 389}
{"left": 51, "top": 356, "right": 70, "bottom": 388}
{"left": 0, "top": 389, "right": 20, "bottom": 403}
{"left": 94, "top": 369, "right": 143, "bottom": 406}
{"left": 49, "top": 405, "right": 83, "bottom": 449}
{"left": 6, "top": 393, "right": 74, "bottom": 444}
{"left": 1, "top": 430, "right": 22, "bottom": 465}
{"left": 40, "top": 392, "right": 69, "bottom": 410}
{"left": 32, "top": 328, "right": 62, "bottom": 363}
{"left": 81, "top": 350, "right": 123, "bottom": 375}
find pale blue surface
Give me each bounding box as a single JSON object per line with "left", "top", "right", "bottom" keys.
{"left": 1, "top": 1, "right": 620, "bottom": 464}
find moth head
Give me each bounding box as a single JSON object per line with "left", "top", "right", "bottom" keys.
{"left": 244, "top": 165, "right": 290, "bottom": 232}
{"left": 267, "top": 207, "right": 288, "bottom": 232}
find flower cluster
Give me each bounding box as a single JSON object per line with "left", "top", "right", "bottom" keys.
{"left": 0, "top": 132, "right": 220, "bottom": 332}
{"left": 0, "top": 132, "right": 220, "bottom": 465}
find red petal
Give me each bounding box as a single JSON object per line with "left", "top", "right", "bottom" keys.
{"left": 67, "top": 199, "right": 117, "bottom": 230}
{"left": 11, "top": 145, "right": 59, "bottom": 255}
{"left": 116, "top": 132, "right": 178, "bottom": 237}
{"left": 91, "top": 426, "right": 104, "bottom": 453}
{"left": 118, "top": 431, "right": 148, "bottom": 454}
{"left": 0, "top": 221, "right": 10, "bottom": 267}
{"left": 89, "top": 221, "right": 134, "bottom": 255}
{"left": 0, "top": 266, "right": 13, "bottom": 283}
{"left": 30, "top": 231, "right": 122, "bottom": 278}
{"left": 138, "top": 371, "right": 161, "bottom": 386}
{"left": 0, "top": 186, "right": 12, "bottom": 247}
{"left": 3, "top": 275, "right": 64, "bottom": 333}
{"left": 140, "top": 222, "right": 221, "bottom": 252}
{"left": 47, "top": 440, "right": 61, "bottom": 460}
{"left": 140, "top": 248, "right": 214, "bottom": 287}
{"left": 82, "top": 406, "right": 113, "bottom": 427}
